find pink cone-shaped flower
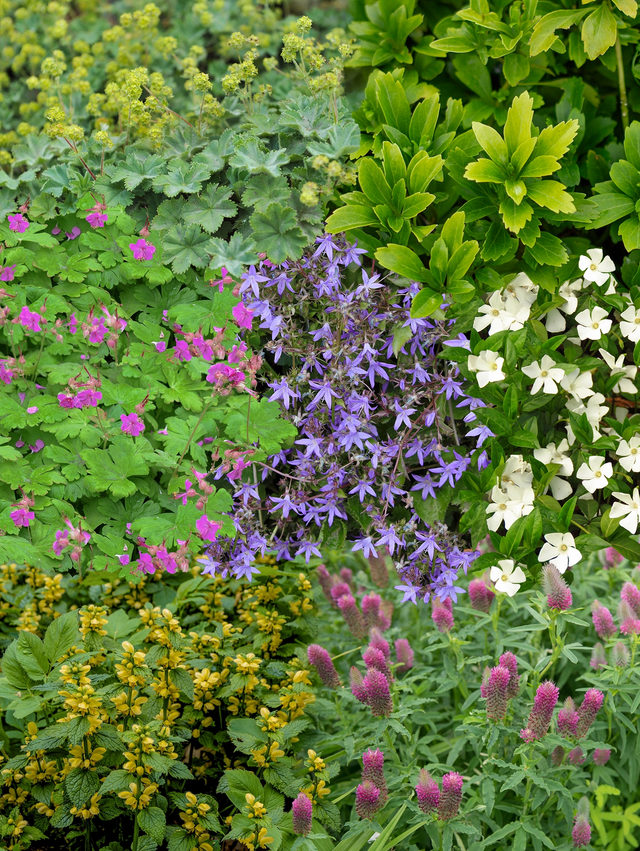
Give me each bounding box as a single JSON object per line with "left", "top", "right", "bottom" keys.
{"left": 576, "top": 688, "right": 604, "bottom": 739}
{"left": 355, "top": 781, "right": 381, "bottom": 819}
{"left": 330, "top": 582, "right": 351, "bottom": 602}
{"left": 551, "top": 745, "right": 565, "bottom": 766}
{"left": 362, "top": 749, "right": 387, "bottom": 805}
{"left": 350, "top": 666, "right": 368, "bottom": 705}
{"left": 369, "top": 628, "right": 390, "bottom": 661}
{"left": 363, "top": 668, "right": 393, "bottom": 717}
{"left": 395, "top": 638, "right": 414, "bottom": 673}
{"left": 416, "top": 769, "right": 440, "bottom": 814}
{"left": 593, "top": 748, "right": 611, "bottom": 765}
{"left": 485, "top": 666, "right": 510, "bottom": 722}
{"left": 612, "top": 640, "right": 630, "bottom": 668}
{"left": 603, "top": 547, "right": 623, "bottom": 569}
{"left": 542, "top": 563, "right": 572, "bottom": 611}
{"left": 292, "top": 793, "right": 313, "bottom": 836}
{"left": 573, "top": 798, "right": 591, "bottom": 848}
{"left": 308, "top": 645, "right": 341, "bottom": 689}
{"left": 368, "top": 553, "right": 389, "bottom": 587}
{"left": 590, "top": 643, "right": 607, "bottom": 670}
{"left": 619, "top": 600, "right": 640, "bottom": 635}
{"left": 432, "top": 598, "right": 454, "bottom": 633}
{"left": 568, "top": 746, "right": 585, "bottom": 766}
{"left": 338, "top": 594, "right": 367, "bottom": 639}
{"left": 362, "top": 593, "right": 384, "bottom": 631}
{"left": 363, "top": 646, "right": 392, "bottom": 681}
{"left": 498, "top": 651, "right": 520, "bottom": 698}
{"left": 438, "top": 772, "right": 463, "bottom": 821}
{"left": 557, "top": 697, "right": 579, "bottom": 738}
{"left": 592, "top": 601, "right": 617, "bottom": 639}
{"left": 316, "top": 564, "right": 335, "bottom": 603}
{"left": 469, "top": 577, "right": 495, "bottom": 613}
{"left": 621, "top": 581, "right": 640, "bottom": 616}
{"left": 520, "top": 680, "right": 559, "bottom": 742}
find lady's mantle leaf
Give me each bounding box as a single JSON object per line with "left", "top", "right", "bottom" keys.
{"left": 161, "top": 224, "right": 211, "bottom": 273}
{"left": 250, "top": 203, "right": 306, "bottom": 263}
{"left": 81, "top": 436, "right": 151, "bottom": 498}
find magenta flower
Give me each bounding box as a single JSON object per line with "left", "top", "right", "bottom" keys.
{"left": 292, "top": 793, "right": 313, "bottom": 836}
{"left": 573, "top": 798, "right": 591, "bottom": 848}
{"left": 416, "top": 769, "right": 440, "bottom": 814}
{"left": 619, "top": 600, "right": 640, "bottom": 635}
{"left": 10, "top": 508, "right": 34, "bottom": 527}
{"left": 232, "top": 301, "right": 254, "bottom": 329}
{"left": 520, "top": 680, "right": 559, "bottom": 742}
{"left": 138, "top": 553, "right": 156, "bottom": 574}
{"left": 307, "top": 645, "right": 341, "bottom": 689}
{"left": 362, "top": 749, "right": 387, "bottom": 805}
{"left": 26, "top": 406, "right": 38, "bottom": 415}
{"left": 88, "top": 316, "right": 107, "bottom": 344}
{"left": 0, "top": 264, "right": 16, "bottom": 281}
{"left": 228, "top": 457, "right": 251, "bottom": 481}
{"left": 576, "top": 688, "right": 603, "bottom": 738}
{"left": 498, "top": 652, "right": 520, "bottom": 697}
{"left": 228, "top": 342, "right": 247, "bottom": 363}
{"left": 542, "top": 563, "right": 572, "bottom": 611}
{"left": 362, "top": 668, "right": 392, "bottom": 717}
{"left": 18, "top": 306, "right": 42, "bottom": 332}
{"left": 362, "top": 593, "right": 383, "bottom": 631}
{"left": 52, "top": 530, "right": 69, "bottom": 555}
{"left": 394, "top": 638, "right": 414, "bottom": 673}
{"left": 120, "top": 413, "right": 145, "bottom": 436}
{"left": 195, "top": 515, "right": 222, "bottom": 541}
{"left": 557, "top": 697, "right": 579, "bottom": 737}
{"left": 129, "top": 238, "right": 156, "bottom": 260}
{"left": 350, "top": 666, "right": 368, "bottom": 705}
{"left": 369, "top": 628, "right": 390, "bottom": 661}
{"left": 363, "top": 646, "right": 392, "bottom": 681}
{"left": 355, "top": 781, "right": 381, "bottom": 820}
{"left": 58, "top": 393, "right": 75, "bottom": 408}
{"left": 8, "top": 213, "right": 29, "bottom": 233}
{"left": 593, "top": 748, "right": 611, "bottom": 765}
{"left": 432, "top": 597, "right": 454, "bottom": 633}
{"left": 438, "top": 772, "right": 463, "bottom": 820}
{"left": 621, "top": 581, "right": 640, "bottom": 616}
{"left": 154, "top": 341, "right": 167, "bottom": 353}
{"left": 468, "top": 577, "right": 495, "bottom": 612}
{"left": 484, "top": 665, "right": 510, "bottom": 722}
{"left": 592, "top": 601, "right": 617, "bottom": 638}
{"left": 206, "top": 363, "right": 245, "bottom": 386}
{"left": 0, "top": 362, "right": 13, "bottom": 384}
{"left": 330, "top": 582, "right": 351, "bottom": 602}
{"left": 66, "top": 227, "right": 81, "bottom": 240}
{"left": 74, "top": 389, "right": 102, "bottom": 408}
{"left": 86, "top": 212, "right": 108, "bottom": 228}
{"left": 337, "top": 594, "right": 366, "bottom": 639}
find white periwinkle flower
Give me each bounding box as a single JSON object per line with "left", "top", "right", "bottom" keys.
{"left": 467, "top": 350, "right": 505, "bottom": 387}
{"left": 538, "top": 532, "right": 582, "bottom": 573}
{"left": 575, "top": 306, "right": 612, "bottom": 341}
{"left": 598, "top": 348, "right": 637, "bottom": 395}
{"left": 560, "top": 368, "right": 593, "bottom": 400}
{"left": 533, "top": 441, "right": 574, "bottom": 500}
{"left": 503, "top": 272, "right": 539, "bottom": 308}
{"left": 610, "top": 488, "right": 640, "bottom": 534}
{"left": 617, "top": 436, "right": 640, "bottom": 472}
{"left": 489, "top": 559, "right": 527, "bottom": 596}
{"left": 486, "top": 484, "right": 534, "bottom": 531}
{"left": 619, "top": 304, "right": 640, "bottom": 343}
{"left": 474, "top": 291, "right": 529, "bottom": 335}
{"left": 576, "top": 456, "right": 613, "bottom": 493}
{"left": 578, "top": 248, "right": 616, "bottom": 286}
{"left": 500, "top": 455, "right": 533, "bottom": 489}
{"left": 522, "top": 355, "right": 564, "bottom": 394}
{"left": 544, "top": 278, "right": 583, "bottom": 332}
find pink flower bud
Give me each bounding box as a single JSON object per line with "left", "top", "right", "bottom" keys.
{"left": 362, "top": 749, "right": 387, "bottom": 805}
{"left": 593, "top": 748, "right": 611, "bottom": 765}
{"left": 576, "top": 688, "right": 603, "bottom": 739}
{"left": 621, "top": 581, "right": 640, "bottom": 616}
{"left": 573, "top": 798, "right": 591, "bottom": 848}
{"left": 316, "top": 564, "right": 335, "bottom": 603}
{"left": 542, "top": 563, "right": 572, "bottom": 611}
{"left": 480, "top": 666, "right": 491, "bottom": 698}
{"left": 292, "top": 793, "right": 313, "bottom": 836}
{"left": 363, "top": 646, "right": 392, "bottom": 681}
{"left": 603, "top": 547, "right": 623, "bottom": 569}
{"left": 590, "top": 643, "right": 607, "bottom": 670}
{"left": 469, "top": 577, "right": 495, "bottom": 613}
{"left": 438, "top": 772, "right": 463, "bottom": 821}
{"left": 612, "top": 640, "right": 630, "bottom": 668}
{"left": 551, "top": 745, "right": 565, "bottom": 766}
{"left": 394, "top": 638, "right": 414, "bottom": 673}
{"left": 432, "top": 598, "right": 454, "bottom": 633}
{"left": 362, "top": 668, "right": 393, "bottom": 717}
{"left": 618, "top": 600, "right": 640, "bottom": 635}
{"left": 355, "top": 781, "right": 381, "bottom": 820}
{"left": 520, "top": 681, "right": 559, "bottom": 742}
{"left": 362, "top": 593, "right": 384, "bottom": 631}
{"left": 557, "top": 697, "right": 579, "bottom": 738}
{"left": 330, "top": 582, "right": 352, "bottom": 602}
{"left": 592, "top": 601, "right": 617, "bottom": 639}
{"left": 337, "top": 594, "right": 366, "bottom": 639}
{"left": 308, "top": 645, "right": 341, "bottom": 689}
{"left": 416, "top": 769, "right": 440, "bottom": 814}
{"left": 498, "top": 651, "right": 520, "bottom": 698}
{"left": 485, "top": 665, "right": 510, "bottom": 722}
{"left": 568, "top": 746, "right": 585, "bottom": 765}
{"left": 370, "top": 628, "right": 390, "bottom": 661}
{"left": 350, "top": 667, "right": 368, "bottom": 705}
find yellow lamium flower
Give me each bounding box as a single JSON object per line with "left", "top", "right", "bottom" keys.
{"left": 244, "top": 792, "right": 267, "bottom": 819}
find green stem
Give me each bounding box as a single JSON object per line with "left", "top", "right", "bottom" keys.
{"left": 169, "top": 398, "right": 213, "bottom": 481}
{"left": 615, "top": 33, "right": 630, "bottom": 131}
{"left": 132, "top": 777, "right": 141, "bottom": 851}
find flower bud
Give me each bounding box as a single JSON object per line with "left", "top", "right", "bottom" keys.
{"left": 367, "top": 553, "right": 389, "bottom": 587}
{"left": 416, "top": 769, "right": 440, "bottom": 814}
{"left": 307, "top": 645, "right": 341, "bottom": 689}
{"left": 612, "top": 640, "right": 630, "bottom": 668}
{"left": 363, "top": 647, "right": 392, "bottom": 681}
{"left": 316, "top": 564, "right": 335, "bottom": 603}
{"left": 498, "top": 651, "right": 520, "bottom": 698}
{"left": 355, "top": 781, "right": 381, "bottom": 820}
{"left": 485, "top": 666, "right": 510, "bottom": 722}
{"left": 542, "top": 563, "right": 572, "bottom": 611}
{"left": 369, "top": 628, "right": 390, "bottom": 661}
{"left": 590, "top": 642, "right": 607, "bottom": 670}
{"left": 572, "top": 797, "right": 591, "bottom": 848}
{"left": 362, "top": 593, "right": 385, "bottom": 632}
{"left": 557, "top": 697, "right": 579, "bottom": 738}
{"left": 593, "top": 748, "right": 611, "bottom": 765}
{"left": 576, "top": 688, "right": 603, "bottom": 739}
{"left": 621, "top": 581, "right": 640, "bottom": 616}
{"left": 618, "top": 600, "right": 640, "bottom": 635}
{"left": 469, "top": 577, "right": 495, "bottom": 613}
{"left": 337, "top": 594, "right": 367, "bottom": 639}
{"left": 592, "top": 600, "right": 617, "bottom": 639}
{"left": 438, "top": 772, "right": 463, "bottom": 821}
{"left": 394, "top": 638, "right": 414, "bottom": 673}
{"left": 520, "top": 681, "right": 559, "bottom": 742}
{"left": 362, "top": 668, "right": 392, "bottom": 717}
{"left": 432, "top": 598, "right": 454, "bottom": 633}
{"left": 292, "top": 793, "right": 313, "bottom": 836}
{"left": 362, "top": 749, "right": 387, "bottom": 805}
{"left": 350, "top": 666, "right": 368, "bottom": 705}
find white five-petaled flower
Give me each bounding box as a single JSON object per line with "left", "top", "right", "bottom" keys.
{"left": 617, "top": 436, "right": 640, "bottom": 473}
{"left": 503, "top": 272, "right": 539, "bottom": 309}
{"left": 620, "top": 304, "right": 640, "bottom": 343}
{"left": 566, "top": 393, "right": 608, "bottom": 440}
{"left": 610, "top": 488, "right": 640, "bottom": 533}
{"left": 486, "top": 484, "right": 535, "bottom": 531}
{"left": 538, "top": 532, "right": 582, "bottom": 573}
{"left": 576, "top": 455, "right": 613, "bottom": 493}
{"left": 533, "top": 440, "right": 574, "bottom": 500}
{"left": 522, "top": 355, "right": 564, "bottom": 395}
{"left": 467, "top": 350, "right": 505, "bottom": 387}
{"left": 575, "top": 306, "right": 612, "bottom": 341}
{"left": 598, "top": 348, "right": 638, "bottom": 395}
{"left": 544, "top": 278, "right": 583, "bottom": 332}
{"left": 474, "top": 291, "right": 530, "bottom": 335}
{"left": 489, "top": 559, "right": 527, "bottom": 596}
{"left": 500, "top": 455, "right": 533, "bottom": 489}
{"left": 578, "top": 248, "right": 616, "bottom": 286}
{"left": 560, "top": 368, "right": 593, "bottom": 400}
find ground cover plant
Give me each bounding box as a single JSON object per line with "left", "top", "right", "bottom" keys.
{"left": 2, "top": 0, "right": 640, "bottom": 849}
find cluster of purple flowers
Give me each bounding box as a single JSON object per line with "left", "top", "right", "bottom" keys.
{"left": 201, "top": 236, "right": 484, "bottom": 600}
{"left": 355, "top": 749, "right": 388, "bottom": 820}
{"left": 415, "top": 769, "right": 464, "bottom": 820}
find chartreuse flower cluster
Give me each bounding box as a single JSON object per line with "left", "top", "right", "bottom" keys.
{"left": 0, "top": 557, "right": 344, "bottom": 849}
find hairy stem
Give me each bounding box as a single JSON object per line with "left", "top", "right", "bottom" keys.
{"left": 615, "top": 33, "right": 630, "bottom": 132}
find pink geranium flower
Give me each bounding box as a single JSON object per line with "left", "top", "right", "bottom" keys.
{"left": 8, "top": 214, "right": 29, "bottom": 233}
{"left": 196, "top": 515, "right": 222, "bottom": 541}
{"left": 66, "top": 227, "right": 81, "bottom": 240}
{"left": 86, "top": 212, "right": 108, "bottom": 228}
{"left": 11, "top": 508, "right": 34, "bottom": 527}
{"left": 120, "top": 413, "right": 145, "bottom": 436}
{"left": 129, "top": 238, "right": 156, "bottom": 260}
{"left": 232, "top": 301, "right": 254, "bottom": 329}
{"left": 0, "top": 265, "right": 16, "bottom": 281}
{"left": 18, "top": 306, "right": 42, "bottom": 332}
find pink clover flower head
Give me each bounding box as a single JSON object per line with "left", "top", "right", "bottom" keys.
{"left": 86, "top": 212, "right": 108, "bottom": 228}
{"left": 576, "top": 688, "right": 604, "bottom": 738}
{"left": 120, "top": 412, "right": 145, "bottom": 436}
{"left": 603, "top": 546, "right": 623, "bottom": 569}
{"left": 590, "top": 642, "right": 607, "bottom": 670}
{"left": 330, "top": 582, "right": 351, "bottom": 602}
{"left": 484, "top": 665, "right": 510, "bottom": 722}
{"left": 557, "top": 697, "right": 579, "bottom": 737}
{"left": 469, "top": 577, "right": 495, "bottom": 612}
{"left": 19, "top": 306, "right": 42, "bottom": 332}
{"left": 369, "top": 628, "right": 390, "bottom": 661}
{"left": 432, "top": 597, "right": 454, "bottom": 633}
{"left": 542, "top": 563, "right": 572, "bottom": 611}
{"left": 66, "top": 226, "right": 81, "bottom": 240}
{"left": 10, "top": 508, "right": 34, "bottom": 528}
{"left": 349, "top": 666, "right": 368, "bottom": 705}
{"left": 129, "top": 238, "right": 156, "bottom": 260}
{"left": 232, "top": 301, "right": 254, "bottom": 329}
{"left": 394, "top": 638, "right": 414, "bottom": 673}
{"left": 362, "top": 668, "right": 393, "bottom": 717}
{"left": 520, "top": 680, "right": 559, "bottom": 742}
{"left": 307, "top": 644, "right": 341, "bottom": 689}
{"left": 0, "top": 264, "right": 16, "bottom": 281}
{"left": 621, "top": 581, "right": 640, "bottom": 616}
{"left": 573, "top": 798, "right": 591, "bottom": 849}
{"left": 438, "top": 772, "right": 463, "bottom": 821}
{"left": 593, "top": 748, "right": 611, "bottom": 765}
{"left": 612, "top": 640, "right": 630, "bottom": 668}
{"left": 337, "top": 593, "right": 366, "bottom": 639}
{"left": 618, "top": 600, "right": 640, "bottom": 635}
{"left": 8, "top": 213, "right": 29, "bottom": 233}
{"left": 592, "top": 601, "right": 617, "bottom": 639}
{"left": 291, "top": 793, "right": 313, "bottom": 836}
{"left": 498, "top": 651, "right": 520, "bottom": 697}
{"left": 416, "top": 769, "right": 440, "bottom": 814}
{"left": 363, "top": 646, "right": 392, "bottom": 681}
{"left": 362, "top": 748, "right": 387, "bottom": 806}
{"left": 355, "top": 781, "right": 381, "bottom": 820}
{"left": 362, "top": 592, "right": 383, "bottom": 631}
{"left": 196, "top": 514, "right": 222, "bottom": 541}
